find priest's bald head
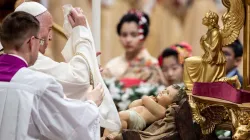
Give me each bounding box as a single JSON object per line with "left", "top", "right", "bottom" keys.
{"left": 0, "top": 11, "right": 40, "bottom": 66}
{"left": 15, "top": 2, "right": 53, "bottom": 54}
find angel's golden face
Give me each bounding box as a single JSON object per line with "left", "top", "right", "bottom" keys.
{"left": 202, "top": 11, "right": 218, "bottom": 27}
{"left": 202, "top": 13, "right": 210, "bottom": 26}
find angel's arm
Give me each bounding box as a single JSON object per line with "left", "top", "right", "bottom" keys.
{"left": 203, "top": 30, "right": 220, "bottom": 52}
{"left": 210, "top": 30, "right": 220, "bottom": 51}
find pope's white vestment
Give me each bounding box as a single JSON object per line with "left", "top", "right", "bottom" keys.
{"left": 0, "top": 59, "right": 100, "bottom": 140}
{"left": 14, "top": 1, "right": 120, "bottom": 131}
{"left": 30, "top": 26, "right": 121, "bottom": 131}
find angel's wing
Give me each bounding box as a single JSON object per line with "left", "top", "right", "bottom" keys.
{"left": 200, "top": 105, "right": 228, "bottom": 134}
{"left": 221, "top": 0, "right": 245, "bottom": 46}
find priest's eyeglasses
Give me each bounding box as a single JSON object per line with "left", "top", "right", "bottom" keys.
{"left": 34, "top": 36, "right": 45, "bottom": 46}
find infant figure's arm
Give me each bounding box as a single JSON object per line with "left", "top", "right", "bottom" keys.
{"left": 128, "top": 99, "right": 142, "bottom": 108}
{"left": 142, "top": 96, "right": 166, "bottom": 120}
{"left": 129, "top": 96, "right": 156, "bottom": 109}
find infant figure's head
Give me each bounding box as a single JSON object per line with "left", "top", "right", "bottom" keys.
{"left": 156, "top": 84, "right": 187, "bottom": 108}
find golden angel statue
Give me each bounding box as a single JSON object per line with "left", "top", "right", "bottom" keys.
{"left": 183, "top": 0, "right": 245, "bottom": 90}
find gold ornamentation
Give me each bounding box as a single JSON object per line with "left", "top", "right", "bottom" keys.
{"left": 183, "top": 0, "right": 245, "bottom": 90}
{"left": 218, "top": 75, "right": 241, "bottom": 89}
{"left": 189, "top": 97, "right": 228, "bottom": 135}
{"left": 189, "top": 97, "right": 206, "bottom": 125}
{"left": 230, "top": 109, "right": 250, "bottom": 140}
{"left": 199, "top": 105, "right": 228, "bottom": 134}
{"left": 220, "top": 0, "right": 245, "bottom": 46}
{"left": 188, "top": 96, "right": 250, "bottom": 139}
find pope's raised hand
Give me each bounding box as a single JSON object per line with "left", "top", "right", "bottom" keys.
{"left": 68, "top": 8, "right": 87, "bottom": 28}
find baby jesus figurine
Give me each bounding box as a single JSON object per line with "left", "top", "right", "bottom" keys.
{"left": 104, "top": 84, "right": 187, "bottom": 139}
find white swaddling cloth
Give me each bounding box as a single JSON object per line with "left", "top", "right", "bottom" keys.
{"left": 128, "top": 110, "right": 146, "bottom": 130}
{"left": 61, "top": 4, "right": 121, "bottom": 131}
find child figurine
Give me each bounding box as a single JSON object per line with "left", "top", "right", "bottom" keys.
{"left": 105, "top": 84, "right": 187, "bottom": 139}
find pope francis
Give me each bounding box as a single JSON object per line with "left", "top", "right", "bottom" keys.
{"left": 14, "top": 1, "right": 121, "bottom": 132}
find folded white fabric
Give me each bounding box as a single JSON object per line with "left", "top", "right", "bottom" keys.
{"left": 61, "top": 4, "right": 121, "bottom": 131}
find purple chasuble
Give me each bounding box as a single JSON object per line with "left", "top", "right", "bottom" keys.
{"left": 0, "top": 54, "right": 28, "bottom": 82}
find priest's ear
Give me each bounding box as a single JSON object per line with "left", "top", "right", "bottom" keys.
{"left": 18, "top": 36, "right": 35, "bottom": 51}
{"left": 27, "top": 36, "right": 39, "bottom": 53}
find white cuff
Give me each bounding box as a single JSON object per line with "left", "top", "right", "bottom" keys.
{"left": 86, "top": 100, "right": 97, "bottom": 107}
{"left": 72, "top": 25, "right": 89, "bottom": 34}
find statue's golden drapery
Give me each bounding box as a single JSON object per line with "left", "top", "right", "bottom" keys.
{"left": 184, "top": 11, "right": 226, "bottom": 89}
{"left": 184, "top": 11, "right": 226, "bottom": 90}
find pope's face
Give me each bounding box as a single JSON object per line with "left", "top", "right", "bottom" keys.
{"left": 36, "top": 11, "right": 53, "bottom": 54}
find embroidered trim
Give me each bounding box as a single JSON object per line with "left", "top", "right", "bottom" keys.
{"left": 75, "top": 52, "right": 94, "bottom": 87}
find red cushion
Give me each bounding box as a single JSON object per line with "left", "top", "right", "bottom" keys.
{"left": 193, "top": 82, "right": 250, "bottom": 103}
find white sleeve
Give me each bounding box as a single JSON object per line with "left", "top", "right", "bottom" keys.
{"left": 30, "top": 23, "right": 97, "bottom": 100}
{"left": 31, "top": 53, "right": 90, "bottom": 84}
{"left": 30, "top": 47, "right": 92, "bottom": 99}
{"left": 62, "top": 25, "right": 121, "bottom": 131}
{"left": 32, "top": 79, "right": 100, "bottom": 140}
{"left": 30, "top": 22, "right": 94, "bottom": 100}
